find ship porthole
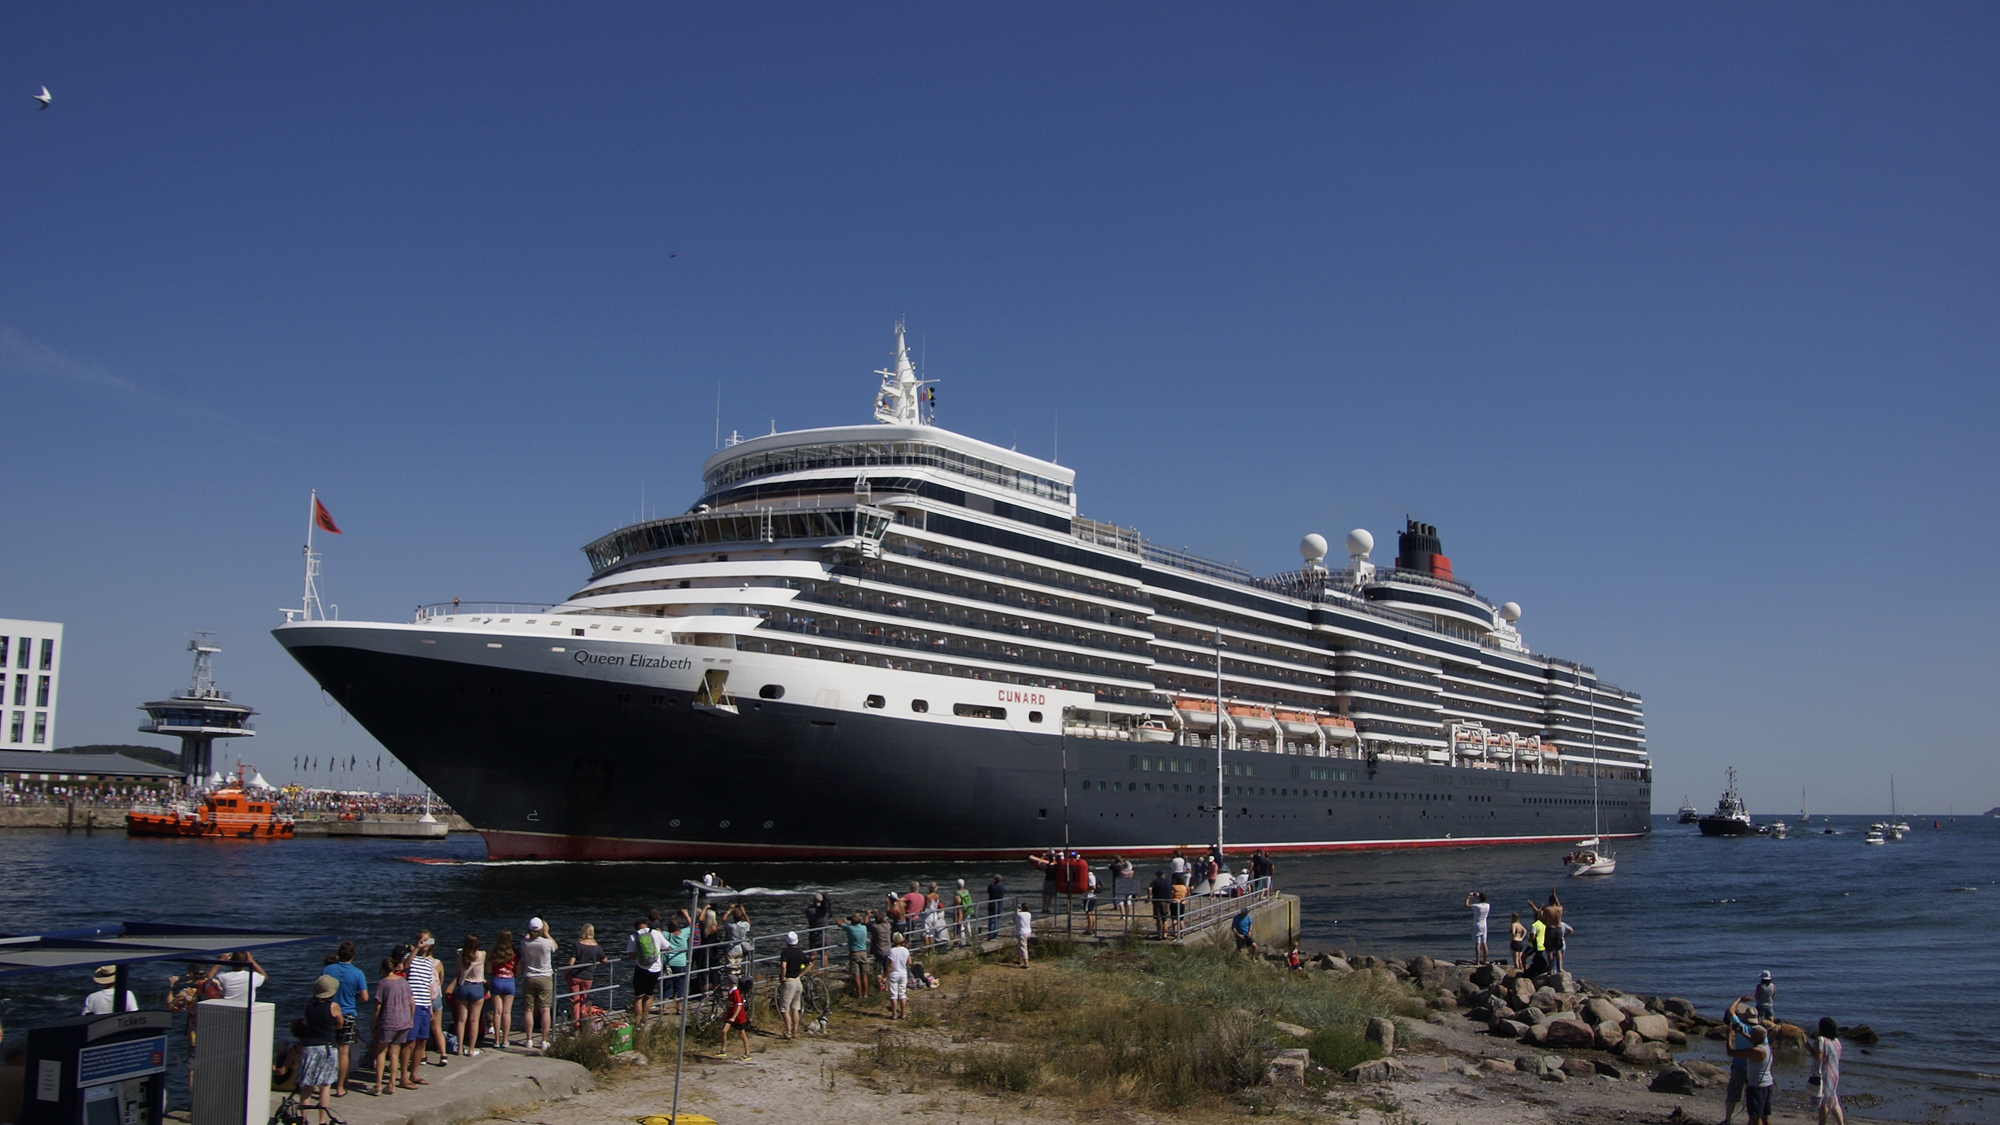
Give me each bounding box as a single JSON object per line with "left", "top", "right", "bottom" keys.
{"left": 719, "top": 819, "right": 731, "bottom": 828}
{"left": 763, "top": 820, "right": 774, "bottom": 828}
{"left": 669, "top": 819, "right": 681, "bottom": 828}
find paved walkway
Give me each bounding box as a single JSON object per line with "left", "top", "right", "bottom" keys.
{"left": 169, "top": 1049, "right": 591, "bottom": 1125}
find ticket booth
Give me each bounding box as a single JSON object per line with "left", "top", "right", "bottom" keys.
{"left": 22, "top": 1012, "right": 170, "bottom": 1125}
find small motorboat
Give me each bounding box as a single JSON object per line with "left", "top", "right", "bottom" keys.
{"left": 1677, "top": 798, "right": 1700, "bottom": 824}
{"left": 1864, "top": 826, "right": 1887, "bottom": 845}
{"left": 1136, "top": 719, "right": 1176, "bottom": 744}
{"left": 126, "top": 765, "right": 295, "bottom": 840}
{"left": 1766, "top": 821, "right": 1789, "bottom": 839}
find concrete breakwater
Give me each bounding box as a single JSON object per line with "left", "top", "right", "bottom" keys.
{"left": 0, "top": 806, "right": 471, "bottom": 833}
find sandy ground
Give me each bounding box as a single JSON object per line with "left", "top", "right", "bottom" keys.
{"left": 489, "top": 973, "right": 1907, "bottom": 1125}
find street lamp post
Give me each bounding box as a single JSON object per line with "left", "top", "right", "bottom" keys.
{"left": 1212, "top": 626, "right": 1226, "bottom": 860}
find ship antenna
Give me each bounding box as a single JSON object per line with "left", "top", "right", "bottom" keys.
{"left": 873, "top": 319, "right": 936, "bottom": 426}
{"left": 714, "top": 383, "right": 722, "bottom": 451}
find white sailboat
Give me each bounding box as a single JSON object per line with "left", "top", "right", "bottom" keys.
{"left": 1566, "top": 669, "right": 1615, "bottom": 876}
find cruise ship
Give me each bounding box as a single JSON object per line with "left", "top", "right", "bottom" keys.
{"left": 275, "top": 327, "right": 1651, "bottom": 860}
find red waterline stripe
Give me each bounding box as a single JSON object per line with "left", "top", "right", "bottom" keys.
{"left": 474, "top": 829, "right": 1647, "bottom": 862}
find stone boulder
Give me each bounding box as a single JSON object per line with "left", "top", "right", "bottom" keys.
{"left": 1492, "top": 1020, "right": 1528, "bottom": 1039}
{"left": 1649, "top": 1064, "right": 1701, "bottom": 1094}
{"left": 1584, "top": 997, "right": 1625, "bottom": 1026}
{"left": 1770, "top": 1022, "right": 1808, "bottom": 1046}
{"left": 1350, "top": 954, "right": 1379, "bottom": 970}
{"left": 1509, "top": 978, "right": 1537, "bottom": 1008}
{"left": 1318, "top": 956, "right": 1353, "bottom": 974}
{"left": 1531, "top": 986, "right": 1559, "bottom": 1012}
{"left": 1523, "top": 1022, "right": 1547, "bottom": 1045}
{"left": 1470, "top": 962, "right": 1502, "bottom": 988}
{"left": 1840, "top": 1024, "right": 1878, "bottom": 1045}
{"left": 1561, "top": 1056, "right": 1596, "bottom": 1079}
{"left": 1683, "top": 1060, "right": 1727, "bottom": 1083}
{"left": 1623, "top": 1040, "right": 1673, "bottom": 1065}
{"left": 1267, "top": 1056, "right": 1306, "bottom": 1085}
{"left": 1479, "top": 1058, "right": 1516, "bottom": 1074}
{"left": 1666, "top": 1029, "right": 1688, "bottom": 1046}
{"left": 1663, "top": 997, "right": 1697, "bottom": 1019}
{"left": 1613, "top": 995, "right": 1649, "bottom": 1017}
{"left": 1514, "top": 1054, "right": 1542, "bottom": 1072}
{"left": 1408, "top": 954, "right": 1434, "bottom": 979}
{"left": 1631, "top": 1013, "right": 1672, "bottom": 1042}
{"left": 1594, "top": 1021, "right": 1625, "bottom": 1050}
{"left": 1520, "top": 1006, "right": 1547, "bottom": 1027}
{"left": 1365, "top": 1017, "right": 1395, "bottom": 1055}
{"left": 1387, "top": 962, "right": 1412, "bottom": 981}
{"left": 1540, "top": 1018, "right": 1595, "bottom": 1049}
{"left": 1271, "top": 1021, "right": 1313, "bottom": 1039}
{"left": 1344, "top": 1059, "right": 1408, "bottom": 1083}
{"left": 1592, "top": 1059, "right": 1624, "bottom": 1079}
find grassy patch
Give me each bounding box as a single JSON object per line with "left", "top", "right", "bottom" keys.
{"left": 543, "top": 1026, "right": 616, "bottom": 1071}
{"left": 1304, "top": 1025, "right": 1380, "bottom": 1073}
{"left": 853, "top": 942, "right": 1421, "bottom": 1110}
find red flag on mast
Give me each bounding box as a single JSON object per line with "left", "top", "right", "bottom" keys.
{"left": 314, "top": 497, "right": 342, "bottom": 535}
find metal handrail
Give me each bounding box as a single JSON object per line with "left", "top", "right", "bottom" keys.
{"left": 544, "top": 883, "right": 1280, "bottom": 1037}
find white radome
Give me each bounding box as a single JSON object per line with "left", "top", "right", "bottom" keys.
{"left": 1300, "top": 533, "right": 1328, "bottom": 564}
{"left": 1345, "top": 529, "right": 1374, "bottom": 558}
{"left": 1500, "top": 601, "right": 1522, "bottom": 623}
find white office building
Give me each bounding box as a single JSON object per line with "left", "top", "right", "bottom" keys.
{"left": 0, "top": 620, "right": 62, "bottom": 749}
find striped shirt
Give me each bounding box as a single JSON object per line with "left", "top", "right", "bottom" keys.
{"left": 407, "top": 954, "right": 436, "bottom": 1009}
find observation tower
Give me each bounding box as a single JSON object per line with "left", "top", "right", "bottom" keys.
{"left": 139, "top": 634, "right": 255, "bottom": 786}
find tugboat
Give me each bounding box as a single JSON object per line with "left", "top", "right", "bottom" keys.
{"left": 1677, "top": 797, "right": 1700, "bottom": 824}
{"left": 126, "top": 764, "right": 296, "bottom": 839}
{"left": 1698, "top": 767, "right": 1758, "bottom": 837}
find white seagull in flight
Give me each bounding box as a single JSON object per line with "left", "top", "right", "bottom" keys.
{"left": 34, "top": 87, "right": 51, "bottom": 110}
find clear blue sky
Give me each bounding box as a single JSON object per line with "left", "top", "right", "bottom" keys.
{"left": 4, "top": 4, "right": 1995, "bottom": 815}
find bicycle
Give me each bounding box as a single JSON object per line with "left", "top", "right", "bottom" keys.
{"left": 765, "top": 966, "right": 831, "bottom": 1029}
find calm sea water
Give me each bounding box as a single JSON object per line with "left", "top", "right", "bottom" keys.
{"left": 0, "top": 814, "right": 1992, "bottom": 1121}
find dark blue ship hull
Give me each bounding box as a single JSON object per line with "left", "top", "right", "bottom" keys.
{"left": 281, "top": 640, "right": 1652, "bottom": 860}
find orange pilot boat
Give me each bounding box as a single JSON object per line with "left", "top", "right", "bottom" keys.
{"left": 126, "top": 768, "right": 295, "bottom": 840}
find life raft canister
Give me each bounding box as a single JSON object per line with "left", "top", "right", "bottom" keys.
{"left": 1055, "top": 856, "right": 1090, "bottom": 895}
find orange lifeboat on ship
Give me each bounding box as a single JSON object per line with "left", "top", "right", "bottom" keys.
{"left": 1173, "top": 697, "right": 1219, "bottom": 728}
{"left": 126, "top": 769, "right": 296, "bottom": 840}
{"left": 1274, "top": 710, "right": 1320, "bottom": 737}
{"left": 1317, "top": 715, "right": 1358, "bottom": 740}
{"left": 1226, "top": 704, "right": 1275, "bottom": 733}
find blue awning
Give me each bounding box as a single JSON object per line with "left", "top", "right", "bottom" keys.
{"left": 0, "top": 922, "right": 328, "bottom": 978}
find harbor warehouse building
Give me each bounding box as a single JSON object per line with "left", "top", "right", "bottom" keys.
{"left": 0, "top": 620, "right": 62, "bottom": 749}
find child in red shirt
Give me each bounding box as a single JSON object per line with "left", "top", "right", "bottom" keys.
{"left": 721, "top": 976, "right": 752, "bottom": 1059}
